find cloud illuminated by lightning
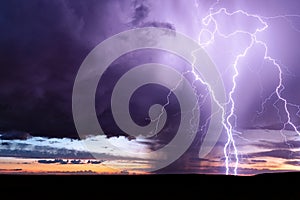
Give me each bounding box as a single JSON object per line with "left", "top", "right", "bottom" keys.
{"left": 193, "top": 0, "right": 300, "bottom": 175}
{"left": 148, "top": 0, "right": 300, "bottom": 175}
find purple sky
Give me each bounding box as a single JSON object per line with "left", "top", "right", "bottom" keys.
{"left": 0, "top": 0, "right": 300, "bottom": 140}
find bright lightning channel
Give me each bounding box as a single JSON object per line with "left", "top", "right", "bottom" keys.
{"left": 152, "top": 1, "right": 300, "bottom": 175}
{"left": 195, "top": 1, "right": 300, "bottom": 175}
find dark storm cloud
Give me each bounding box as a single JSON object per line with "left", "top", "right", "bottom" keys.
{"left": 0, "top": 0, "right": 131, "bottom": 138}
{"left": 285, "top": 161, "right": 300, "bottom": 166}
{"left": 130, "top": 0, "right": 175, "bottom": 30}
{"left": 0, "top": 130, "right": 31, "bottom": 140}
{"left": 38, "top": 159, "right": 104, "bottom": 165}
{"left": 0, "top": 144, "right": 94, "bottom": 159}
{"left": 248, "top": 149, "right": 300, "bottom": 160}
{"left": 38, "top": 159, "right": 68, "bottom": 164}
{"left": 253, "top": 140, "right": 300, "bottom": 149}
{"left": 250, "top": 159, "right": 267, "bottom": 163}
{"left": 0, "top": 0, "right": 178, "bottom": 139}
{"left": 141, "top": 21, "right": 175, "bottom": 30}
{"left": 131, "top": 3, "right": 150, "bottom": 26}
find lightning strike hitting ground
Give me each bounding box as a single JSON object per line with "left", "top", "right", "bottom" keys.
{"left": 194, "top": 1, "right": 300, "bottom": 175}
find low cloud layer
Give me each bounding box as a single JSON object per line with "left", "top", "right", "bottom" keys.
{"left": 0, "top": 133, "right": 153, "bottom": 160}
{"left": 1, "top": 129, "right": 300, "bottom": 174}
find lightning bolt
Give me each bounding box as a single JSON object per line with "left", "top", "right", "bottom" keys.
{"left": 149, "top": 0, "right": 300, "bottom": 175}
{"left": 193, "top": 0, "right": 300, "bottom": 175}
{"left": 151, "top": 74, "right": 185, "bottom": 136}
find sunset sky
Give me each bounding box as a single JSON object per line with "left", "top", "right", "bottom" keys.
{"left": 0, "top": 129, "right": 300, "bottom": 175}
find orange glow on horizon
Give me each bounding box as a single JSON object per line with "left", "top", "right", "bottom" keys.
{"left": 0, "top": 157, "right": 147, "bottom": 175}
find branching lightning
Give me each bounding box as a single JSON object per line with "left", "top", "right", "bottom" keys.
{"left": 149, "top": 0, "right": 300, "bottom": 175}
{"left": 193, "top": 0, "right": 300, "bottom": 175}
